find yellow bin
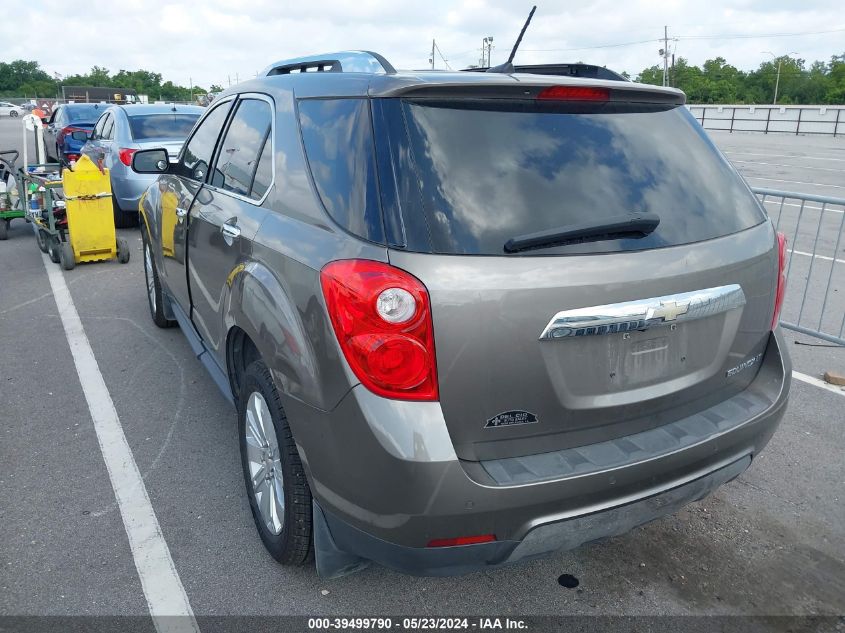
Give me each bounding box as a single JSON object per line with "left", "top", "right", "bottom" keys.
{"left": 62, "top": 155, "right": 129, "bottom": 265}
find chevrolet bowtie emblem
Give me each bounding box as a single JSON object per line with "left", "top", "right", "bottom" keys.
{"left": 648, "top": 301, "right": 690, "bottom": 322}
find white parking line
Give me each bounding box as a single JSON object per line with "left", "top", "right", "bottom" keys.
{"left": 732, "top": 160, "right": 845, "bottom": 174}
{"left": 793, "top": 371, "right": 845, "bottom": 397}
{"left": 745, "top": 176, "right": 845, "bottom": 189}
{"left": 790, "top": 249, "right": 845, "bottom": 265}
{"left": 724, "top": 150, "right": 845, "bottom": 163}
{"left": 41, "top": 252, "right": 199, "bottom": 633}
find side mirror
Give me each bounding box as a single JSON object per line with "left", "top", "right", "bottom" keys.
{"left": 40, "top": 117, "right": 49, "bottom": 125}
{"left": 71, "top": 130, "right": 90, "bottom": 141}
{"left": 132, "top": 148, "right": 169, "bottom": 174}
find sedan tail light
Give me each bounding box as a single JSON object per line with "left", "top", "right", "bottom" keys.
{"left": 118, "top": 148, "right": 138, "bottom": 166}
{"left": 320, "top": 259, "right": 439, "bottom": 401}
{"left": 772, "top": 232, "right": 788, "bottom": 330}
{"left": 61, "top": 125, "right": 89, "bottom": 138}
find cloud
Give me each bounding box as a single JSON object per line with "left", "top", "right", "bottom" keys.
{"left": 2, "top": 0, "right": 842, "bottom": 90}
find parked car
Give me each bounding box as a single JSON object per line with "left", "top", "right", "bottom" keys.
{"left": 44, "top": 103, "right": 106, "bottom": 166}
{"left": 0, "top": 101, "right": 23, "bottom": 117}
{"left": 78, "top": 104, "right": 203, "bottom": 227}
{"left": 132, "top": 51, "right": 791, "bottom": 578}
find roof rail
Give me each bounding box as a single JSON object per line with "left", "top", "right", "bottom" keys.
{"left": 261, "top": 51, "right": 396, "bottom": 77}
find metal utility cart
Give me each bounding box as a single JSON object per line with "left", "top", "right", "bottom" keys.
{"left": 0, "top": 150, "right": 27, "bottom": 240}
{"left": 17, "top": 161, "right": 71, "bottom": 265}
{"left": 20, "top": 155, "right": 130, "bottom": 270}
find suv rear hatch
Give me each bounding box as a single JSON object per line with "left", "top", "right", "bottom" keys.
{"left": 372, "top": 84, "right": 776, "bottom": 461}
{"left": 299, "top": 79, "right": 778, "bottom": 462}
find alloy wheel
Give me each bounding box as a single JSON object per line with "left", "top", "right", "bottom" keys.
{"left": 244, "top": 391, "right": 285, "bottom": 535}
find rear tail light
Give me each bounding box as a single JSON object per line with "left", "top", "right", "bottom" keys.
{"left": 66, "top": 154, "right": 80, "bottom": 162}
{"left": 320, "top": 259, "right": 439, "bottom": 401}
{"left": 62, "top": 125, "right": 88, "bottom": 138}
{"left": 118, "top": 148, "right": 138, "bottom": 166}
{"left": 537, "top": 86, "right": 610, "bottom": 101}
{"left": 772, "top": 232, "right": 788, "bottom": 330}
{"left": 427, "top": 534, "right": 496, "bottom": 548}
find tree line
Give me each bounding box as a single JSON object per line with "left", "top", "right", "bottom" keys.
{"left": 2, "top": 54, "right": 844, "bottom": 104}
{"left": 634, "top": 53, "right": 845, "bottom": 104}
{"left": 0, "top": 60, "right": 223, "bottom": 102}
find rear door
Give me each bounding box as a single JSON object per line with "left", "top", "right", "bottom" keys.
{"left": 187, "top": 95, "right": 274, "bottom": 363}
{"left": 370, "top": 95, "right": 778, "bottom": 461}
{"left": 156, "top": 99, "right": 234, "bottom": 312}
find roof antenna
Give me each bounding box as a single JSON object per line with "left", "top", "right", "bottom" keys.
{"left": 487, "top": 5, "right": 536, "bottom": 73}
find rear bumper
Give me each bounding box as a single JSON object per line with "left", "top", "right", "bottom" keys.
{"left": 315, "top": 454, "right": 751, "bottom": 577}
{"left": 288, "top": 329, "right": 790, "bottom": 577}
{"left": 111, "top": 172, "right": 156, "bottom": 212}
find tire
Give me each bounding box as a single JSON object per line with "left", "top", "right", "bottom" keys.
{"left": 239, "top": 360, "right": 313, "bottom": 566}
{"left": 48, "top": 238, "right": 60, "bottom": 263}
{"left": 141, "top": 233, "right": 175, "bottom": 328}
{"left": 116, "top": 237, "right": 130, "bottom": 264}
{"left": 10, "top": 111, "right": 18, "bottom": 118}
{"left": 112, "top": 198, "right": 137, "bottom": 228}
{"left": 60, "top": 241, "right": 75, "bottom": 270}
{"left": 0, "top": 219, "right": 7, "bottom": 240}
{"left": 35, "top": 228, "right": 49, "bottom": 252}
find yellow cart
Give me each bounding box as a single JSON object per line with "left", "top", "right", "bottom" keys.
{"left": 60, "top": 154, "right": 130, "bottom": 270}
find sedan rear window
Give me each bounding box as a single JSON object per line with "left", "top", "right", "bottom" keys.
{"left": 66, "top": 105, "right": 103, "bottom": 122}
{"left": 373, "top": 99, "right": 766, "bottom": 255}
{"left": 128, "top": 114, "right": 200, "bottom": 140}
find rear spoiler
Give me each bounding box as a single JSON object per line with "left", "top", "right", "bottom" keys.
{"left": 369, "top": 79, "right": 685, "bottom": 106}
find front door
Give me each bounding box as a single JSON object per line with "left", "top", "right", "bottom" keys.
{"left": 187, "top": 96, "right": 274, "bottom": 364}
{"left": 157, "top": 99, "right": 234, "bottom": 312}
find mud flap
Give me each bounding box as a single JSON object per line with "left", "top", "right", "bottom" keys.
{"left": 313, "top": 501, "right": 371, "bottom": 579}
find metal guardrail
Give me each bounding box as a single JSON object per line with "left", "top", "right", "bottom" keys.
{"left": 689, "top": 105, "right": 844, "bottom": 136}
{"left": 753, "top": 187, "right": 845, "bottom": 345}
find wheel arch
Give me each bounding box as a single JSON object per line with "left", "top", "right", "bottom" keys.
{"left": 223, "top": 260, "right": 326, "bottom": 409}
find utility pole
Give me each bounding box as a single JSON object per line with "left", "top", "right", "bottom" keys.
{"left": 483, "top": 36, "right": 494, "bottom": 67}
{"left": 762, "top": 51, "right": 797, "bottom": 105}
{"left": 431, "top": 39, "right": 436, "bottom": 70}
{"left": 662, "top": 25, "right": 669, "bottom": 86}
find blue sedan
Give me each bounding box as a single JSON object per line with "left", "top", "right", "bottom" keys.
{"left": 80, "top": 104, "right": 203, "bottom": 227}
{"left": 44, "top": 103, "right": 107, "bottom": 165}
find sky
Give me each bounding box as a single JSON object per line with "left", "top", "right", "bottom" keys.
{"left": 3, "top": 0, "right": 844, "bottom": 89}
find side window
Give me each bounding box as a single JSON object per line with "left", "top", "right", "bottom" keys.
{"left": 93, "top": 114, "right": 108, "bottom": 139}
{"left": 181, "top": 102, "right": 231, "bottom": 182}
{"left": 298, "top": 98, "right": 384, "bottom": 243}
{"left": 101, "top": 114, "right": 114, "bottom": 140}
{"left": 250, "top": 140, "right": 273, "bottom": 200}
{"left": 49, "top": 107, "right": 60, "bottom": 125}
{"left": 211, "top": 98, "right": 273, "bottom": 201}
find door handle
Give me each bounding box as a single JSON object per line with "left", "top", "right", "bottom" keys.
{"left": 175, "top": 207, "right": 187, "bottom": 217}
{"left": 221, "top": 222, "right": 241, "bottom": 240}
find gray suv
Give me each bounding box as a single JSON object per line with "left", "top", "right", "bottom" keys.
{"left": 132, "top": 51, "right": 791, "bottom": 578}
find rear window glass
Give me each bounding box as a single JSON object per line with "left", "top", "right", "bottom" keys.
{"left": 375, "top": 99, "right": 766, "bottom": 255}
{"left": 128, "top": 114, "right": 199, "bottom": 140}
{"left": 66, "top": 105, "right": 103, "bottom": 122}
{"left": 298, "top": 99, "right": 384, "bottom": 244}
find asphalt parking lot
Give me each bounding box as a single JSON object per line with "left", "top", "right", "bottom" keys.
{"left": 1, "top": 118, "right": 844, "bottom": 629}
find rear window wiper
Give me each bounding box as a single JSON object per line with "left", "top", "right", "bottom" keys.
{"left": 503, "top": 213, "right": 660, "bottom": 253}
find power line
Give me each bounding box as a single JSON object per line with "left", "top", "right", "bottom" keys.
{"left": 676, "top": 27, "right": 845, "bottom": 40}
{"left": 523, "top": 37, "right": 660, "bottom": 52}
{"left": 521, "top": 26, "right": 845, "bottom": 54}
{"left": 433, "top": 41, "right": 453, "bottom": 70}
